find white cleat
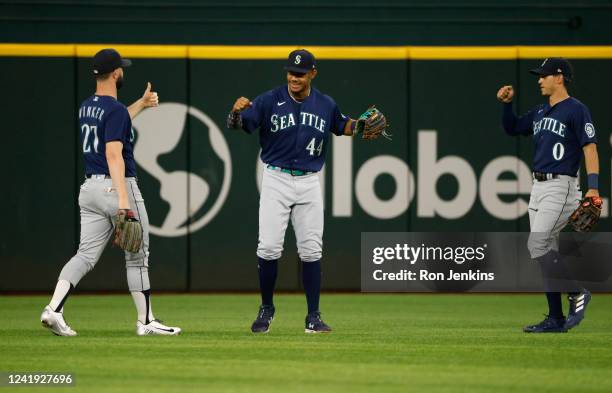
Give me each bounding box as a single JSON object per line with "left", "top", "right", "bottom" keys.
{"left": 40, "top": 305, "right": 77, "bottom": 337}
{"left": 136, "top": 319, "right": 181, "bottom": 336}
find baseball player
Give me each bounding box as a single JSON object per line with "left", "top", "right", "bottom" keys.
{"left": 228, "top": 49, "right": 386, "bottom": 333}
{"left": 497, "top": 57, "right": 600, "bottom": 333}
{"left": 40, "top": 48, "right": 181, "bottom": 336}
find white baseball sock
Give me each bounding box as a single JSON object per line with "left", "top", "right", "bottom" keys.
{"left": 49, "top": 280, "right": 73, "bottom": 313}
{"left": 131, "top": 290, "right": 154, "bottom": 324}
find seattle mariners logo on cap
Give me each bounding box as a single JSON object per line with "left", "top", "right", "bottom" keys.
{"left": 284, "top": 49, "right": 316, "bottom": 73}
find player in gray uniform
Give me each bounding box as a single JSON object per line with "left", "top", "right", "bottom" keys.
{"left": 497, "top": 57, "right": 600, "bottom": 333}
{"left": 228, "top": 49, "right": 378, "bottom": 334}
{"left": 40, "top": 49, "right": 181, "bottom": 336}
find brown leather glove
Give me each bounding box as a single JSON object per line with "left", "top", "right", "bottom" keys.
{"left": 113, "top": 209, "right": 143, "bottom": 253}
{"left": 355, "top": 106, "right": 391, "bottom": 140}
{"left": 569, "top": 196, "right": 602, "bottom": 232}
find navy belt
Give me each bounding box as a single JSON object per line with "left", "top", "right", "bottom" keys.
{"left": 267, "top": 165, "right": 314, "bottom": 176}
{"left": 86, "top": 174, "right": 137, "bottom": 180}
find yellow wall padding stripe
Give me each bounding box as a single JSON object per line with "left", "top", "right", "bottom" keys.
{"left": 189, "top": 45, "right": 409, "bottom": 59}
{"left": 76, "top": 44, "right": 188, "bottom": 58}
{"left": 2, "top": 44, "right": 612, "bottom": 60}
{"left": 0, "top": 44, "right": 75, "bottom": 57}
{"left": 518, "top": 46, "right": 612, "bottom": 59}
{"left": 189, "top": 45, "right": 299, "bottom": 59}
{"left": 410, "top": 46, "right": 518, "bottom": 60}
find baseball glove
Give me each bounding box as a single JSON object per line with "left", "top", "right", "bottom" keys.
{"left": 568, "top": 196, "right": 602, "bottom": 232}
{"left": 355, "top": 106, "right": 391, "bottom": 140}
{"left": 113, "top": 209, "right": 143, "bottom": 253}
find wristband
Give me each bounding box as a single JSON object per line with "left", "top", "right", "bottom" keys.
{"left": 350, "top": 120, "right": 357, "bottom": 136}
{"left": 587, "top": 173, "right": 599, "bottom": 190}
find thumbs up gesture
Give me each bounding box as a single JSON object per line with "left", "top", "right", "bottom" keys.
{"left": 141, "top": 82, "right": 159, "bottom": 108}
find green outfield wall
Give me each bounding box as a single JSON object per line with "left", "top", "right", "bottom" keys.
{"left": 2, "top": 0, "right": 612, "bottom": 45}
{"left": 1, "top": 45, "right": 611, "bottom": 291}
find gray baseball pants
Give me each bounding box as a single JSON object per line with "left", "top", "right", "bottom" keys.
{"left": 527, "top": 175, "right": 581, "bottom": 259}
{"left": 59, "top": 175, "right": 150, "bottom": 291}
{"left": 257, "top": 167, "right": 323, "bottom": 262}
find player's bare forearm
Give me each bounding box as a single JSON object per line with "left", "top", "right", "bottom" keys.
{"left": 106, "top": 141, "right": 130, "bottom": 209}
{"left": 128, "top": 99, "right": 145, "bottom": 120}
{"left": 343, "top": 119, "right": 356, "bottom": 136}
{"left": 583, "top": 143, "right": 600, "bottom": 197}
{"left": 583, "top": 143, "right": 599, "bottom": 174}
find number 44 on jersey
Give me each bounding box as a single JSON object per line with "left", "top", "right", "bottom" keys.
{"left": 306, "top": 137, "right": 323, "bottom": 156}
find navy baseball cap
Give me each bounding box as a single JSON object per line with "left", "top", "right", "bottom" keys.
{"left": 284, "top": 49, "right": 316, "bottom": 73}
{"left": 529, "top": 57, "right": 573, "bottom": 82}
{"left": 92, "top": 48, "right": 132, "bottom": 75}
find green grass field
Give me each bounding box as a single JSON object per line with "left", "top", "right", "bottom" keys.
{"left": 1, "top": 294, "right": 612, "bottom": 393}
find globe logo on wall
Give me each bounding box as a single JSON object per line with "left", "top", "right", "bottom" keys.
{"left": 132, "top": 103, "right": 231, "bottom": 237}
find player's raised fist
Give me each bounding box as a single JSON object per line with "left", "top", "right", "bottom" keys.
{"left": 496, "top": 85, "right": 514, "bottom": 103}
{"left": 141, "top": 82, "right": 159, "bottom": 108}
{"left": 232, "top": 97, "right": 252, "bottom": 113}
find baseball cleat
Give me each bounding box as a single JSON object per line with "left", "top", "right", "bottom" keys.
{"left": 565, "top": 289, "right": 591, "bottom": 330}
{"left": 136, "top": 319, "right": 181, "bottom": 336}
{"left": 523, "top": 315, "right": 567, "bottom": 333}
{"left": 251, "top": 305, "right": 275, "bottom": 333}
{"left": 305, "top": 311, "right": 332, "bottom": 334}
{"left": 40, "top": 305, "right": 77, "bottom": 337}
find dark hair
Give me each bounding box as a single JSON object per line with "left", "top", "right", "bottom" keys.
{"left": 95, "top": 73, "right": 111, "bottom": 82}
